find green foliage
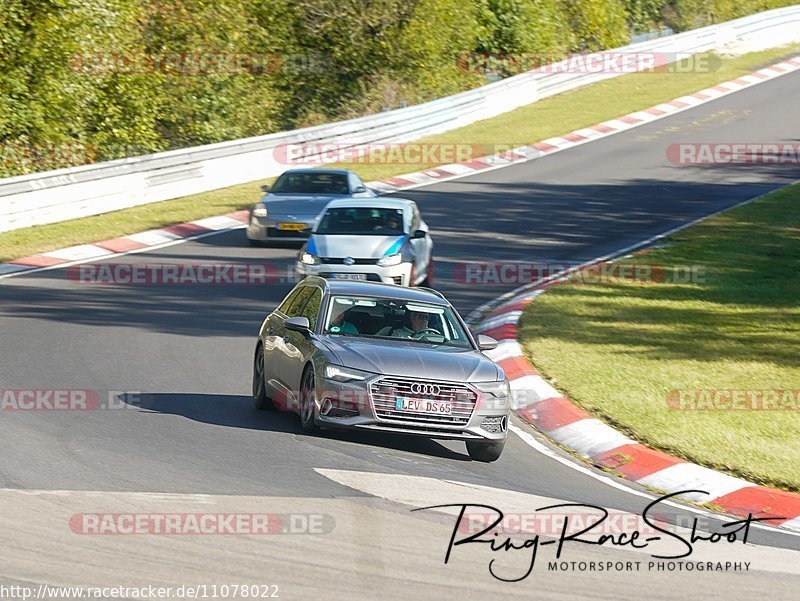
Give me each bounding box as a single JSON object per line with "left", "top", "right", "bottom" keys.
{"left": 476, "top": 0, "right": 565, "bottom": 53}
{"left": 0, "top": 0, "right": 795, "bottom": 177}
{"left": 625, "top": 0, "right": 669, "bottom": 34}
{"left": 560, "top": 0, "right": 630, "bottom": 51}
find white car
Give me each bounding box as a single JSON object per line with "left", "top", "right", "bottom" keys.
{"left": 295, "top": 198, "right": 434, "bottom": 287}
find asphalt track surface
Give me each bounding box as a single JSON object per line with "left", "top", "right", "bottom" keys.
{"left": 1, "top": 68, "right": 799, "bottom": 599}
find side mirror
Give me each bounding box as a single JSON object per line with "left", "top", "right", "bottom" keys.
{"left": 354, "top": 186, "right": 367, "bottom": 194}
{"left": 412, "top": 229, "right": 427, "bottom": 239}
{"left": 477, "top": 334, "right": 498, "bottom": 351}
{"left": 260, "top": 184, "right": 270, "bottom": 193}
{"left": 284, "top": 316, "right": 311, "bottom": 333}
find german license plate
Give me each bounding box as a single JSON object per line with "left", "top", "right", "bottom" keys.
{"left": 395, "top": 397, "right": 452, "bottom": 415}
{"left": 278, "top": 222, "right": 307, "bottom": 231}
{"left": 330, "top": 273, "right": 367, "bottom": 280}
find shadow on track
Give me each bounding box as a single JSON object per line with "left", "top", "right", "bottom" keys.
{"left": 123, "top": 392, "right": 471, "bottom": 461}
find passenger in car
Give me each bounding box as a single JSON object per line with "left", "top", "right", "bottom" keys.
{"left": 328, "top": 305, "right": 359, "bottom": 334}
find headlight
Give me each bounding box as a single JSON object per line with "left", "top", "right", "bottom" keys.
{"left": 300, "top": 252, "right": 320, "bottom": 265}
{"left": 325, "top": 365, "right": 372, "bottom": 382}
{"left": 377, "top": 253, "right": 402, "bottom": 267}
{"left": 252, "top": 205, "right": 268, "bottom": 218}
{"left": 475, "top": 380, "right": 511, "bottom": 398}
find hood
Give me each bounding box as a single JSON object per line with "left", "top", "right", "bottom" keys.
{"left": 309, "top": 234, "right": 406, "bottom": 259}
{"left": 263, "top": 194, "right": 345, "bottom": 218}
{"left": 319, "top": 337, "right": 501, "bottom": 382}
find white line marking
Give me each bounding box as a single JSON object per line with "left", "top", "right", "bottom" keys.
{"left": 482, "top": 340, "right": 524, "bottom": 362}
{"left": 43, "top": 244, "right": 114, "bottom": 261}
{"left": 548, "top": 419, "right": 637, "bottom": 456}
{"left": 509, "top": 423, "right": 800, "bottom": 536}
{"left": 637, "top": 463, "right": 754, "bottom": 502}
{"left": 126, "top": 230, "right": 182, "bottom": 246}
{"left": 511, "top": 375, "right": 561, "bottom": 406}
{"left": 472, "top": 311, "right": 521, "bottom": 331}
{"left": 190, "top": 215, "right": 245, "bottom": 230}
{"left": 0, "top": 263, "right": 35, "bottom": 275}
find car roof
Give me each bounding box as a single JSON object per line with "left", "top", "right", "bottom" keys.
{"left": 279, "top": 168, "right": 355, "bottom": 176}
{"left": 321, "top": 197, "right": 413, "bottom": 210}
{"left": 301, "top": 277, "right": 448, "bottom": 305}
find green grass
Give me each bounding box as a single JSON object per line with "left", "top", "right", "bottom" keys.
{"left": 2, "top": 44, "right": 799, "bottom": 262}
{"left": 518, "top": 184, "right": 800, "bottom": 492}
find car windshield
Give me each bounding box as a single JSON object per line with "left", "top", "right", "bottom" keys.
{"left": 315, "top": 208, "right": 405, "bottom": 235}
{"left": 324, "top": 295, "right": 472, "bottom": 348}
{"left": 270, "top": 172, "right": 349, "bottom": 195}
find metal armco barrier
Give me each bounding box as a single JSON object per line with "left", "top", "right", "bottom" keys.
{"left": 2, "top": 5, "right": 799, "bottom": 233}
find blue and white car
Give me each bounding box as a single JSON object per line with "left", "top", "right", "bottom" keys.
{"left": 246, "top": 169, "right": 377, "bottom": 245}
{"left": 296, "top": 198, "right": 434, "bottom": 287}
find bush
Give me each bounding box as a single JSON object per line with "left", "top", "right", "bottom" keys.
{"left": 0, "top": 0, "right": 795, "bottom": 177}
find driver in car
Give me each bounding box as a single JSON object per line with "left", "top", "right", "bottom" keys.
{"left": 373, "top": 212, "right": 402, "bottom": 232}
{"left": 377, "top": 310, "right": 434, "bottom": 338}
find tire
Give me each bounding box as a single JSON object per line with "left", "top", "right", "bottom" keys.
{"left": 466, "top": 438, "right": 505, "bottom": 462}
{"left": 299, "top": 366, "right": 319, "bottom": 433}
{"left": 252, "top": 344, "right": 273, "bottom": 410}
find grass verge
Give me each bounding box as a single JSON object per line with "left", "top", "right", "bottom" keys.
{"left": 517, "top": 183, "right": 800, "bottom": 492}
{"left": 2, "top": 44, "right": 799, "bottom": 263}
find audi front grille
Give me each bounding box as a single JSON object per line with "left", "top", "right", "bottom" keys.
{"left": 369, "top": 376, "right": 477, "bottom": 427}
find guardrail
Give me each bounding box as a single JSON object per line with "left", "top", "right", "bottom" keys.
{"left": 2, "top": 5, "right": 799, "bottom": 233}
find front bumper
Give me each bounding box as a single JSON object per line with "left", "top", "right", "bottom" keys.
{"left": 297, "top": 260, "right": 413, "bottom": 286}
{"left": 314, "top": 374, "right": 510, "bottom": 442}
{"left": 246, "top": 214, "right": 315, "bottom": 242}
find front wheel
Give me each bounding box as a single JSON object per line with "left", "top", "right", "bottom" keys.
{"left": 252, "top": 345, "right": 273, "bottom": 410}
{"left": 299, "top": 367, "right": 319, "bottom": 433}
{"left": 466, "top": 438, "right": 505, "bottom": 462}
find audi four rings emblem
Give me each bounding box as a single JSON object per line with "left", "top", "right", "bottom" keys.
{"left": 411, "top": 383, "right": 440, "bottom": 396}
{"left": 343, "top": 257, "right": 355, "bottom": 266}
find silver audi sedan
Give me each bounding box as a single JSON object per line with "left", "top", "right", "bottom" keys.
{"left": 252, "top": 277, "right": 510, "bottom": 461}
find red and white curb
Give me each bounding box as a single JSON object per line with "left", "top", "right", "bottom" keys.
{"left": 0, "top": 211, "right": 250, "bottom": 279}
{"left": 473, "top": 283, "right": 800, "bottom": 533}
{"left": 1, "top": 54, "right": 798, "bottom": 280}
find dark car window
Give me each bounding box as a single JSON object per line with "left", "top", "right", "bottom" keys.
{"left": 270, "top": 173, "right": 349, "bottom": 195}
{"left": 315, "top": 207, "right": 405, "bottom": 235}
{"left": 277, "top": 287, "right": 302, "bottom": 314}
{"left": 300, "top": 288, "right": 323, "bottom": 330}
{"left": 323, "top": 295, "right": 471, "bottom": 348}
{"left": 283, "top": 286, "right": 314, "bottom": 317}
